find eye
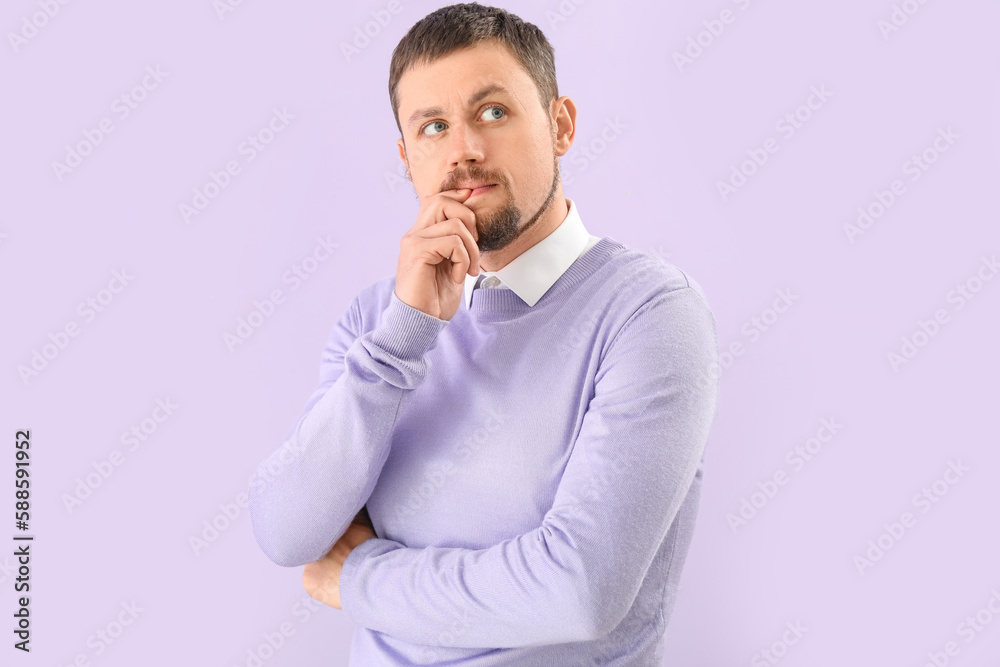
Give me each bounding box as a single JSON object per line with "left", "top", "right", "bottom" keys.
{"left": 421, "top": 121, "right": 447, "bottom": 137}
{"left": 419, "top": 106, "right": 507, "bottom": 137}
{"left": 481, "top": 105, "right": 505, "bottom": 122}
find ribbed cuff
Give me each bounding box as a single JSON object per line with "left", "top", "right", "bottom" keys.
{"left": 366, "top": 291, "right": 449, "bottom": 361}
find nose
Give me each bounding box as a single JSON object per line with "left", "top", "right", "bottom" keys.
{"left": 446, "top": 120, "right": 485, "bottom": 168}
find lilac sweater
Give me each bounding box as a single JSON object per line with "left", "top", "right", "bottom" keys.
{"left": 248, "top": 237, "right": 719, "bottom": 665}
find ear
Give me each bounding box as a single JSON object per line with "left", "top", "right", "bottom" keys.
{"left": 550, "top": 96, "right": 577, "bottom": 157}
{"left": 396, "top": 139, "right": 412, "bottom": 181}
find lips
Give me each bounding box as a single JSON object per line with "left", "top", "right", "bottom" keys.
{"left": 468, "top": 184, "right": 497, "bottom": 198}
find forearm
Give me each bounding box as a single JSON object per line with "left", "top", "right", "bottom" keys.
{"left": 249, "top": 292, "right": 446, "bottom": 566}
{"left": 339, "top": 528, "right": 595, "bottom": 648}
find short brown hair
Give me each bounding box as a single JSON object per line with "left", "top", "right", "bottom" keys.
{"left": 388, "top": 3, "right": 558, "bottom": 137}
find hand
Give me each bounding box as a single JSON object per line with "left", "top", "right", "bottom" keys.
{"left": 302, "top": 520, "right": 377, "bottom": 610}
{"left": 395, "top": 187, "right": 481, "bottom": 321}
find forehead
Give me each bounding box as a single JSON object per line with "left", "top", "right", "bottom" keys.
{"left": 397, "top": 40, "right": 535, "bottom": 120}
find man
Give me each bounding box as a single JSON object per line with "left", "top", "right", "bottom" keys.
{"left": 248, "top": 3, "right": 720, "bottom": 664}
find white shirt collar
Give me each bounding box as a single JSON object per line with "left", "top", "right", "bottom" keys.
{"left": 464, "top": 197, "right": 590, "bottom": 309}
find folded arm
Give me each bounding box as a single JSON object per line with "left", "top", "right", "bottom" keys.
{"left": 339, "top": 286, "right": 719, "bottom": 647}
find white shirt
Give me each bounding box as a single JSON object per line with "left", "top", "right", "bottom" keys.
{"left": 464, "top": 197, "right": 601, "bottom": 308}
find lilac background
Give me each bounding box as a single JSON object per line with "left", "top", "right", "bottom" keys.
{"left": 2, "top": 0, "right": 999, "bottom": 665}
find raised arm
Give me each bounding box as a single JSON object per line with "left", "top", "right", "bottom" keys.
{"left": 250, "top": 178, "right": 484, "bottom": 567}
{"left": 248, "top": 289, "right": 448, "bottom": 567}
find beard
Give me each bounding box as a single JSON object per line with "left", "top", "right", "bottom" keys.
{"left": 417, "top": 145, "right": 562, "bottom": 254}
{"left": 474, "top": 153, "right": 560, "bottom": 253}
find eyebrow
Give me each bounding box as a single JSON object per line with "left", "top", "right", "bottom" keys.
{"left": 406, "top": 83, "right": 513, "bottom": 131}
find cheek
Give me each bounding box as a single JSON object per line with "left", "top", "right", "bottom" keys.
{"left": 520, "top": 147, "right": 554, "bottom": 188}
{"left": 412, "top": 168, "right": 442, "bottom": 196}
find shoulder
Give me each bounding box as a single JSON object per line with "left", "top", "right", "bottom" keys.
{"left": 596, "top": 239, "right": 715, "bottom": 324}
{"left": 593, "top": 242, "right": 719, "bottom": 386}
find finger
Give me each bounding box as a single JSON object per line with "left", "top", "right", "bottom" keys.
{"left": 413, "top": 192, "right": 477, "bottom": 240}
{"left": 432, "top": 236, "right": 469, "bottom": 285}
{"left": 417, "top": 188, "right": 472, "bottom": 212}
{"left": 440, "top": 199, "right": 478, "bottom": 242}
{"left": 448, "top": 236, "right": 470, "bottom": 284}
{"left": 417, "top": 219, "right": 480, "bottom": 274}
{"left": 411, "top": 234, "right": 470, "bottom": 280}
{"left": 436, "top": 187, "right": 474, "bottom": 202}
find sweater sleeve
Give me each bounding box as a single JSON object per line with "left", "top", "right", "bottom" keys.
{"left": 248, "top": 289, "right": 448, "bottom": 567}
{"left": 338, "top": 286, "right": 720, "bottom": 647}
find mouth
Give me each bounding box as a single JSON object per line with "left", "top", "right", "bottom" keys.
{"left": 467, "top": 184, "right": 497, "bottom": 198}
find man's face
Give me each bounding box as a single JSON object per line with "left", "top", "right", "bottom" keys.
{"left": 396, "top": 40, "right": 561, "bottom": 253}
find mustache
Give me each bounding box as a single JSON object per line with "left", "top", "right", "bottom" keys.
{"left": 441, "top": 170, "right": 505, "bottom": 192}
